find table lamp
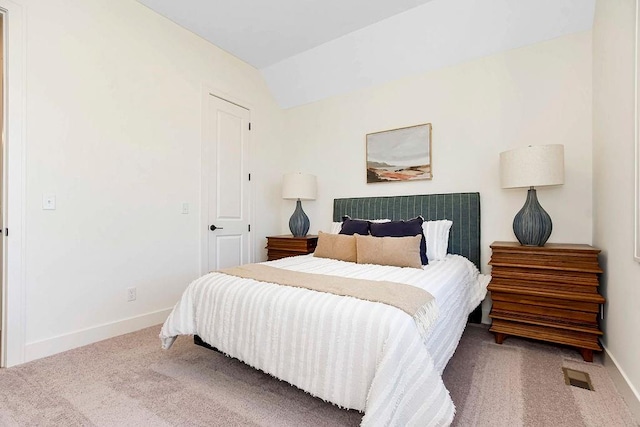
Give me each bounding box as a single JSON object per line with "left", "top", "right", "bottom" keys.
{"left": 500, "top": 144, "right": 564, "bottom": 246}
{"left": 282, "top": 173, "right": 317, "bottom": 237}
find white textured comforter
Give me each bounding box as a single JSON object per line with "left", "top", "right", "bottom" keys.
{"left": 160, "top": 254, "right": 489, "bottom": 426}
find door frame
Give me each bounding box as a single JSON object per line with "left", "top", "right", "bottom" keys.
{"left": 200, "top": 85, "right": 254, "bottom": 276}
{"left": 0, "top": 0, "right": 26, "bottom": 368}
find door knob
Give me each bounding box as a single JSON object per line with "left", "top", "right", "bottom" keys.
{"left": 210, "top": 224, "right": 223, "bottom": 231}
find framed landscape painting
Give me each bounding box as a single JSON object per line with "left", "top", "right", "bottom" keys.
{"left": 366, "top": 123, "right": 432, "bottom": 183}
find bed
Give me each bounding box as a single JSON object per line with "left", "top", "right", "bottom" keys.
{"left": 160, "top": 192, "right": 489, "bottom": 426}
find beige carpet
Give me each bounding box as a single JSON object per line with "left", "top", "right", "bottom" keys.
{"left": 444, "top": 325, "right": 637, "bottom": 426}
{"left": 0, "top": 324, "right": 636, "bottom": 426}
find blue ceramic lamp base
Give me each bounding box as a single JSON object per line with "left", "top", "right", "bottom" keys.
{"left": 289, "top": 199, "right": 310, "bottom": 237}
{"left": 513, "top": 188, "right": 552, "bottom": 246}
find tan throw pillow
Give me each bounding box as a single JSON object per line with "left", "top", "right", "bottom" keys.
{"left": 313, "top": 231, "right": 357, "bottom": 263}
{"left": 355, "top": 234, "right": 423, "bottom": 269}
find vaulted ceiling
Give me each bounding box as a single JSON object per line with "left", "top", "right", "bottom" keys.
{"left": 137, "top": 0, "right": 595, "bottom": 108}
{"left": 137, "top": 0, "right": 438, "bottom": 69}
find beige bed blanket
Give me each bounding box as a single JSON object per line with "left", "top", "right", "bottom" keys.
{"left": 220, "top": 263, "right": 437, "bottom": 333}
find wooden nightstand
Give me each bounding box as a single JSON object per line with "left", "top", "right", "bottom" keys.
{"left": 266, "top": 235, "right": 318, "bottom": 261}
{"left": 487, "top": 241, "right": 605, "bottom": 362}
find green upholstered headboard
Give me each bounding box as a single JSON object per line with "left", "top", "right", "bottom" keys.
{"left": 333, "top": 193, "right": 481, "bottom": 269}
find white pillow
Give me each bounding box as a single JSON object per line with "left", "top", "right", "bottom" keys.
{"left": 329, "top": 222, "right": 343, "bottom": 234}
{"left": 329, "top": 218, "right": 391, "bottom": 234}
{"left": 422, "top": 220, "right": 453, "bottom": 262}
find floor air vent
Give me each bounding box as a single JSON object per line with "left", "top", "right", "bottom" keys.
{"left": 562, "top": 367, "right": 594, "bottom": 391}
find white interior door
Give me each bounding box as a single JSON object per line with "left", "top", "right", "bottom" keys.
{"left": 203, "top": 94, "right": 251, "bottom": 272}
{"left": 0, "top": 14, "right": 5, "bottom": 366}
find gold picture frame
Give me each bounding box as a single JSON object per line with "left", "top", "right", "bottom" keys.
{"left": 366, "top": 123, "right": 432, "bottom": 183}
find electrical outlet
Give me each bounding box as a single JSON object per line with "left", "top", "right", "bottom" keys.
{"left": 127, "top": 287, "right": 136, "bottom": 302}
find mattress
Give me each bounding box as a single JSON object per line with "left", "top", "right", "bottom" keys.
{"left": 160, "top": 254, "right": 488, "bottom": 426}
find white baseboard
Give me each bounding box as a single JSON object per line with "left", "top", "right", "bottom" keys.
{"left": 24, "top": 308, "right": 172, "bottom": 363}
{"left": 603, "top": 345, "right": 640, "bottom": 423}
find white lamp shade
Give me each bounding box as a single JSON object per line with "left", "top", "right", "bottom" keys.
{"left": 282, "top": 173, "right": 317, "bottom": 200}
{"left": 500, "top": 144, "right": 564, "bottom": 189}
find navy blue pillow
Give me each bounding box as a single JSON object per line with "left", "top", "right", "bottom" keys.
{"left": 339, "top": 216, "right": 370, "bottom": 236}
{"left": 369, "top": 217, "right": 428, "bottom": 265}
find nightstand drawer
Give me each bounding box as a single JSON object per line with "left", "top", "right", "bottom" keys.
{"left": 267, "top": 249, "right": 307, "bottom": 260}
{"left": 490, "top": 292, "right": 601, "bottom": 313}
{"left": 489, "top": 277, "right": 600, "bottom": 294}
{"left": 266, "top": 235, "right": 318, "bottom": 261}
{"left": 490, "top": 319, "right": 602, "bottom": 350}
{"left": 490, "top": 301, "right": 597, "bottom": 325}
{"left": 489, "top": 250, "right": 601, "bottom": 273}
{"left": 490, "top": 267, "right": 600, "bottom": 287}
{"left": 267, "top": 239, "right": 317, "bottom": 252}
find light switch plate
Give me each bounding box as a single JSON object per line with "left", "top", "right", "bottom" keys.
{"left": 42, "top": 195, "right": 56, "bottom": 210}
{"left": 182, "top": 202, "right": 189, "bottom": 214}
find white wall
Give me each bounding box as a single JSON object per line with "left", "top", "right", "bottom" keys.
{"left": 593, "top": 0, "right": 640, "bottom": 413}
{"left": 18, "top": 0, "right": 283, "bottom": 360}
{"left": 282, "top": 31, "right": 593, "bottom": 273}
